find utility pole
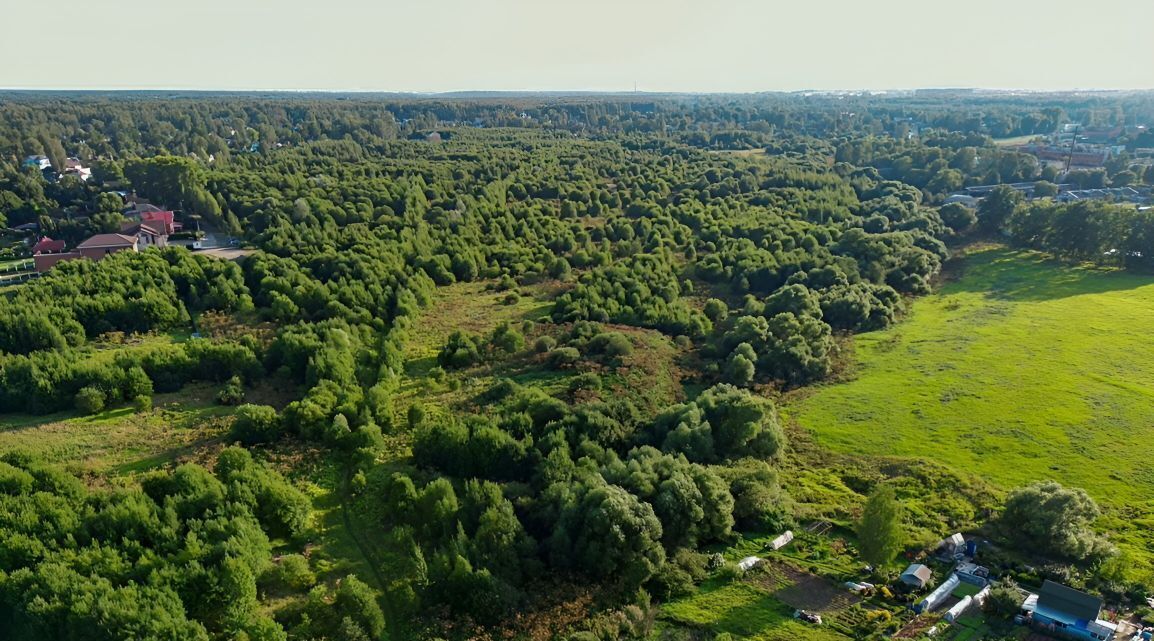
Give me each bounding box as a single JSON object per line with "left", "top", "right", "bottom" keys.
{"left": 1063, "top": 123, "right": 1080, "bottom": 177}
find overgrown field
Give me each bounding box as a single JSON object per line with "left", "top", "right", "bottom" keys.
{"left": 793, "top": 247, "right": 1154, "bottom": 577}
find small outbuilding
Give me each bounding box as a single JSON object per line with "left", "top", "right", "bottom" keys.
{"left": 901, "top": 563, "right": 933, "bottom": 588}
{"left": 940, "top": 533, "right": 965, "bottom": 553}
{"left": 769, "top": 530, "right": 794, "bottom": 551}
{"left": 737, "top": 556, "right": 762, "bottom": 571}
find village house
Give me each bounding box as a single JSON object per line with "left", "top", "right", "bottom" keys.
{"left": 75, "top": 233, "right": 140, "bottom": 260}
{"left": 120, "top": 219, "right": 170, "bottom": 248}
{"left": 31, "top": 236, "right": 66, "bottom": 255}
{"left": 62, "top": 157, "right": 92, "bottom": 181}
{"left": 1028, "top": 580, "right": 1117, "bottom": 641}
{"left": 31, "top": 236, "right": 80, "bottom": 272}
{"left": 23, "top": 155, "right": 52, "bottom": 171}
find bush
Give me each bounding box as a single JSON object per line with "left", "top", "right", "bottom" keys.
{"left": 438, "top": 331, "right": 483, "bottom": 369}
{"left": 230, "top": 404, "right": 281, "bottom": 445}
{"left": 533, "top": 335, "right": 557, "bottom": 353}
{"left": 586, "top": 332, "right": 633, "bottom": 359}
{"left": 75, "top": 386, "right": 106, "bottom": 415}
{"left": 984, "top": 579, "right": 1023, "bottom": 618}
{"left": 132, "top": 395, "right": 153, "bottom": 413}
{"left": 269, "top": 554, "right": 316, "bottom": 591}
{"left": 490, "top": 322, "right": 525, "bottom": 354}
{"left": 546, "top": 347, "right": 582, "bottom": 369}
{"left": 408, "top": 404, "right": 426, "bottom": 428}
{"left": 703, "top": 298, "right": 728, "bottom": 323}
{"left": 216, "top": 375, "right": 245, "bottom": 406}
{"left": 568, "top": 372, "right": 603, "bottom": 394}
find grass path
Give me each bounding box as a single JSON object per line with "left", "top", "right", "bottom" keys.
{"left": 792, "top": 247, "right": 1154, "bottom": 576}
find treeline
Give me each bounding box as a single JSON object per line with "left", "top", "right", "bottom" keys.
{"left": 0, "top": 249, "right": 250, "bottom": 354}
{"left": 0, "top": 448, "right": 382, "bottom": 641}
{"left": 955, "top": 185, "right": 1154, "bottom": 270}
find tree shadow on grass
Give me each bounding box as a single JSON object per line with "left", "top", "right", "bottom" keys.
{"left": 942, "top": 248, "right": 1154, "bottom": 302}
{"left": 712, "top": 588, "right": 797, "bottom": 637}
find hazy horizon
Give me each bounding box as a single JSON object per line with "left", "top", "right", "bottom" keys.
{"left": 4, "top": 0, "right": 1153, "bottom": 93}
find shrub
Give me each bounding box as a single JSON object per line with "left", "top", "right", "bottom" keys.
{"left": 75, "top": 386, "right": 106, "bottom": 415}
{"left": 490, "top": 322, "right": 525, "bottom": 354}
{"left": 534, "top": 335, "right": 557, "bottom": 353}
{"left": 438, "top": 330, "right": 483, "bottom": 369}
{"left": 132, "top": 395, "right": 153, "bottom": 413}
{"left": 546, "top": 347, "right": 581, "bottom": 369}
{"left": 230, "top": 404, "right": 281, "bottom": 445}
{"left": 587, "top": 332, "right": 633, "bottom": 359}
{"left": 269, "top": 554, "right": 316, "bottom": 591}
{"left": 408, "top": 404, "right": 426, "bottom": 428}
{"left": 703, "top": 298, "right": 729, "bottom": 323}
{"left": 568, "top": 372, "right": 602, "bottom": 394}
{"left": 216, "top": 375, "right": 246, "bottom": 406}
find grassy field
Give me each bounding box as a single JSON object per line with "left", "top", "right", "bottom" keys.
{"left": 392, "top": 278, "right": 688, "bottom": 426}
{"left": 0, "top": 383, "right": 233, "bottom": 476}
{"left": 792, "top": 247, "right": 1154, "bottom": 576}
{"left": 992, "top": 134, "right": 1040, "bottom": 147}
{"left": 663, "top": 578, "right": 850, "bottom": 641}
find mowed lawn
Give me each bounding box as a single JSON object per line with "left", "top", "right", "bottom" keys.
{"left": 793, "top": 247, "right": 1154, "bottom": 570}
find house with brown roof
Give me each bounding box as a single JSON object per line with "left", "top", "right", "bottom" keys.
{"left": 120, "top": 220, "right": 170, "bottom": 248}
{"left": 76, "top": 233, "right": 140, "bottom": 260}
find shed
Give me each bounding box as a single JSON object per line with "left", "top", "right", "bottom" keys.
{"left": 940, "top": 533, "right": 965, "bottom": 552}
{"left": 901, "top": 564, "right": 933, "bottom": 588}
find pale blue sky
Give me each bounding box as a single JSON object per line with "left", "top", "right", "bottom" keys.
{"left": 4, "top": 0, "right": 1153, "bottom": 92}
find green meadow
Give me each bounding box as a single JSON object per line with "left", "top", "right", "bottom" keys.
{"left": 793, "top": 247, "right": 1154, "bottom": 575}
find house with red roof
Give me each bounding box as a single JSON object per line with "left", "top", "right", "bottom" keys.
{"left": 140, "top": 210, "right": 181, "bottom": 234}
{"left": 31, "top": 236, "right": 67, "bottom": 255}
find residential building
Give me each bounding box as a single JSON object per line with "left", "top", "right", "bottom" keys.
{"left": 31, "top": 236, "right": 67, "bottom": 255}
{"left": 1030, "top": 580, "right": 1117, "bottom": 641}
{"left": 140, "top": 210, "right": 181, "bottom": 233}
{"left": 75, "top": 233, "right": 139, "bottom": 260}
{"left": 62, "top": 157, "right": 92, "bottom": 181}
{"left": 120, "top": 220, "right": 169, "bottom": 248}
{"left": 23, "top": 155, "right": 52, "bottom": 171}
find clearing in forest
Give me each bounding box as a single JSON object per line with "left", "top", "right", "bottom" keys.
{"left": 793, "top": 247, "right": 1154, "bottom": 576}
{"left": 392, "top": 279, "right": 687, "bottom": 425}
{"left": 0, "top": 383, "right": 233, "bottom": 475}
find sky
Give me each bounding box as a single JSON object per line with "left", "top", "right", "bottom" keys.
{"left": 4, "top": 0, "right": 1153, "bottom": 93}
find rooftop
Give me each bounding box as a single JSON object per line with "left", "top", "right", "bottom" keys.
{"left": 1037, "top": 580, "right": 1102, "bottom": 624}
{"left": 77, "top": 233, "right": 138, "bottom": 249}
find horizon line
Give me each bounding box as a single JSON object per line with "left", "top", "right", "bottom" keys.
{"left": 2, "top": 86, "right": 1154, "bottom": 96}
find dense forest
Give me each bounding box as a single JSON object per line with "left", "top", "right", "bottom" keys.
{"left": 1, "top": 91, "right": 1152, "bottom": 641}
